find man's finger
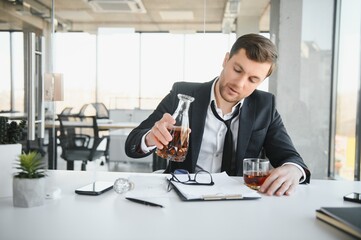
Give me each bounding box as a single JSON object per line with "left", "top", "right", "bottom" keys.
{"left": 285, "top": 183, "right": 296, "bottom": 196}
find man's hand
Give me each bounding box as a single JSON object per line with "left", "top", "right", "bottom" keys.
{"left": 145, "top": 113, "right": 175, "bottom": 149}
{"left": 259, "top": 164, "right": 303, "bottom": 196}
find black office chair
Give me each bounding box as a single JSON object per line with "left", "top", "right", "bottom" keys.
{"left": 76, "top": 103, "right": 110, "bottom": 164}
{"left": 78, "top": 104, "right": 91, "bottom": 119}
{"left": 60, "top": 107, "right": 74, "bottom": 117}
{"left": 91, "top": 102, "right": 110, "bottom": 119}
{"left": 91, "top": 102, "right": 111, "bottom": 164}
{"left": 57, "top": 115, "right": 108, "bottom": 171}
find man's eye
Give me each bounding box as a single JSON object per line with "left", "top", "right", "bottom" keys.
{"left": 249, "top": 78, "right": 258, "bottom": 83}
{"left": 234, "top": 68, "right": 241, "bottom": 73}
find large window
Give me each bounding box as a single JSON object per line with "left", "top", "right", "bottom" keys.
{"left": 0, "top": 32, "right": 11, "bottom": 111}
{"left": 295, "top": 0, "right": 334, "bottom": 179}
{"left": 97, "top": 31, "right": 140, "bottom": 109}
{"left": 0, "top": 32, "right": 24, "bottom": 112}
{"left": 54, "top": 33, "right": 97, "bottom": 113}
{"left": 54, "top": 32, "right": 236, "bottom": 112}
{"left": 333, "top": 0, "right": 361, "bottom": 180}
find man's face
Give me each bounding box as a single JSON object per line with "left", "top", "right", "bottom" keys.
{"left": 218, "top": 48, "right": 272, "bottom": 104}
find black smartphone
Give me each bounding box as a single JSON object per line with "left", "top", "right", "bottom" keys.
{"left": 343, "top": 192, "right": 361, "bottom": 204}
{"left": 75, "top": 181, "right": 114, "bottom": 196}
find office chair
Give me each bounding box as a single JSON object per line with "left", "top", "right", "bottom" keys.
{"left": 57, "top": 115, "right": 108, "bottom": 171}
{"left": 78, "top": 104, "right": 91, "bottom": 119}
{"left": 76, "top": 103, "right": 110, "bottom": 164}
{"left": 59, "top": 107, "right": 75, "bottom": 120}
{"left": 91, "top": 102, "right": 110, "bottom": 119}
{"left": 91, "top": 102, "right": 111, "bottom": 164}
{"left": 60, "top": 107, "right": 73, "bottom": 116}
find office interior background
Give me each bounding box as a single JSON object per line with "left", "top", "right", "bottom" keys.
{"left": 0, "top": 0, "right": 360, "bottom": 180}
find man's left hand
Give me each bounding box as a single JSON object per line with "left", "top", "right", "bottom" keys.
{"left": 259, "top": 165, "right": 302, "bottom": 196}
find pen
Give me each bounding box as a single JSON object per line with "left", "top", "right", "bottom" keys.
{"left": 125, "top": 197, "right": 164, "bottom": 208}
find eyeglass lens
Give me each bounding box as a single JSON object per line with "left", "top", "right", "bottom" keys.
{"left": 172, "top": 169, "right": 213, "bottom": 185}
{"left": 194, "top": 170, "right": 213, "bottom": 184}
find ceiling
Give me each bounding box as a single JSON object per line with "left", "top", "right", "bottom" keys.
{"left": 0, "top": 0, "right": 270, "bottom": 33}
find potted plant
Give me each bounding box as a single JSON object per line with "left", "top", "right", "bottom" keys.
{"left": 13, "top": 151, "right": 46, "bottom": 207}
{"left": 0, "top": 116, "right": 26, "bottom": 198}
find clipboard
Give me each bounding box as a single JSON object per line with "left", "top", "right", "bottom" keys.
{"left": 167, "top": 172, "right": 261, "bottom": 201}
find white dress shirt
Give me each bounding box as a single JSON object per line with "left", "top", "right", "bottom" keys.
{"left": 196, "top": 80, "right": 243, "bottom": 172}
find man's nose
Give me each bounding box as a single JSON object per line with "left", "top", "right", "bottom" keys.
{"left": 235, "top": 74, "right": 247, "bottom": 88}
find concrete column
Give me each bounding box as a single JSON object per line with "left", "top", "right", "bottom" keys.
{"left": 269, "top": 0, "right": 302, "bottom": 103}
{"left": 269, "top": 0, "right": 310, "bottom": 174}
{"left": 269, "top": 0, "right": 304, "bottom": 138}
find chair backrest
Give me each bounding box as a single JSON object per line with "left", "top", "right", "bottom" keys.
{"left": 91, "top": 102, "right": 109, "bottom": 119}
{"left": 57, "top": 115, "right": 100, "bottom": 151}
{"left": 60, "top": 107, "right": 73, "bottom": 116}
{"left": 58, "top": 107, "right": 75, "bottom": 121}
{"left": 78, "top": 104, "right": 91, "bottom": 118}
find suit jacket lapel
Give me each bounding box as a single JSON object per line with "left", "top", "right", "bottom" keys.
{"left": 235, "top": 96, "right": 256, "bottom": 173}
{"left": 190, "top": 80, "right": 214, "bottom": 171}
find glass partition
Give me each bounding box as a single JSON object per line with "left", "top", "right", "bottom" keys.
{"left": 54, "top": 32, "right": 236, "bottom": 111}
{"left": 333, "top": 0, "right": 361, "bottom": 180}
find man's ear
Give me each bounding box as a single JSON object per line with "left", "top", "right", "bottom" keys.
{"left": 222, "top": 52, "right": 230, "bottom": 68}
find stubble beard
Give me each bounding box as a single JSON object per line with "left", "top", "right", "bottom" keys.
{"left": 218, "top": 82, "right": 240, "bottom": 104}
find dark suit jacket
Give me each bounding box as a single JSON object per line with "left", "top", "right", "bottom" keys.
{"left": 125, "top": 79, "right": 311, "bottom": 183}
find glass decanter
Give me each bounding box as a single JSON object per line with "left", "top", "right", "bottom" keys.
{"left": 156, "top": 94, "right": 194, "bottom": 162}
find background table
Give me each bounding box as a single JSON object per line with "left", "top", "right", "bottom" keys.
{"left": 0, "top": 171, "right": 360, "bottom": 240}
{"left": 0, "top": 112, "right": 27, "bottom": 120}
{"left": 45, "top": 121, "right": 140, "bottom": 169}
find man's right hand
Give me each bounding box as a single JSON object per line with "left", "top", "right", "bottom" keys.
{"left": 145, "top": 113, "right": 175, "bottom": 149}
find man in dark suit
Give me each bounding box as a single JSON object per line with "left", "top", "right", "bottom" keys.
{"left": 125, "top": 33, "right": 311, "bottom": 196}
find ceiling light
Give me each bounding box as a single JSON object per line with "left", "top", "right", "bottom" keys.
{"left": 87, "top": 0, "right": 146, "bottom": 13}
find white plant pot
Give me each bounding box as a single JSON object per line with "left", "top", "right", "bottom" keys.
{"left": 13, "top": 177, "right": 45, "bottom": 208}
{"left": 0, "top": 144, "right": 22, "bottom": 198}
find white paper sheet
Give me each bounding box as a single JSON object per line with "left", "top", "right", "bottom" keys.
{"left": 167, "top": 172, "right": 261, "bottom": 200}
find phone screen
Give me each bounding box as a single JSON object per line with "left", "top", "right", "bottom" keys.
{"left": 343, "top": 192, "right": 361, "bottom": 204}
{"left": 75, "top": 181, "right": 114, "bottom": 195}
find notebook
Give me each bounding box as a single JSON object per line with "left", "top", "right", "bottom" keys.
{"left": 316, "top": 207, "right": 361, "bottom": 239}
{"left": 167, "top": 172, "right": 261, "bottom": 201}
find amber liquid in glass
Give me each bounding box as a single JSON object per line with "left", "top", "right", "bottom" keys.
{"left": 244, "top": 171, "right": 270, "bottom": 190}
{"left": 156, "top": 126, "right": 189, "bottom": 162}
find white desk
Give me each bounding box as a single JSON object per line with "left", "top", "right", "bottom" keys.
{"left": 0, "top": 171, "right": 360, "bottom": 240}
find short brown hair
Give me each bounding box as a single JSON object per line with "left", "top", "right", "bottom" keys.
{"left": 229, "top": 33, "right": 278, "bottom": 77}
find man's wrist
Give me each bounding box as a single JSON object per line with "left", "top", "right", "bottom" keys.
{"left": 282, "top": 162, "right": 306, "bottom": 183}
{"left": 140, "top": 130, "right": 156, "bottom": 153}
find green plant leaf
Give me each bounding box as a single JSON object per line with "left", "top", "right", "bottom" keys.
{"left": 14, "top": 151, "right": 46, "bottom": 179}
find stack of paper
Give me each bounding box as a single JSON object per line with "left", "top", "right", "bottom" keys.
{"left": 167, "top": 172, "right": 261, "bottom": 201}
